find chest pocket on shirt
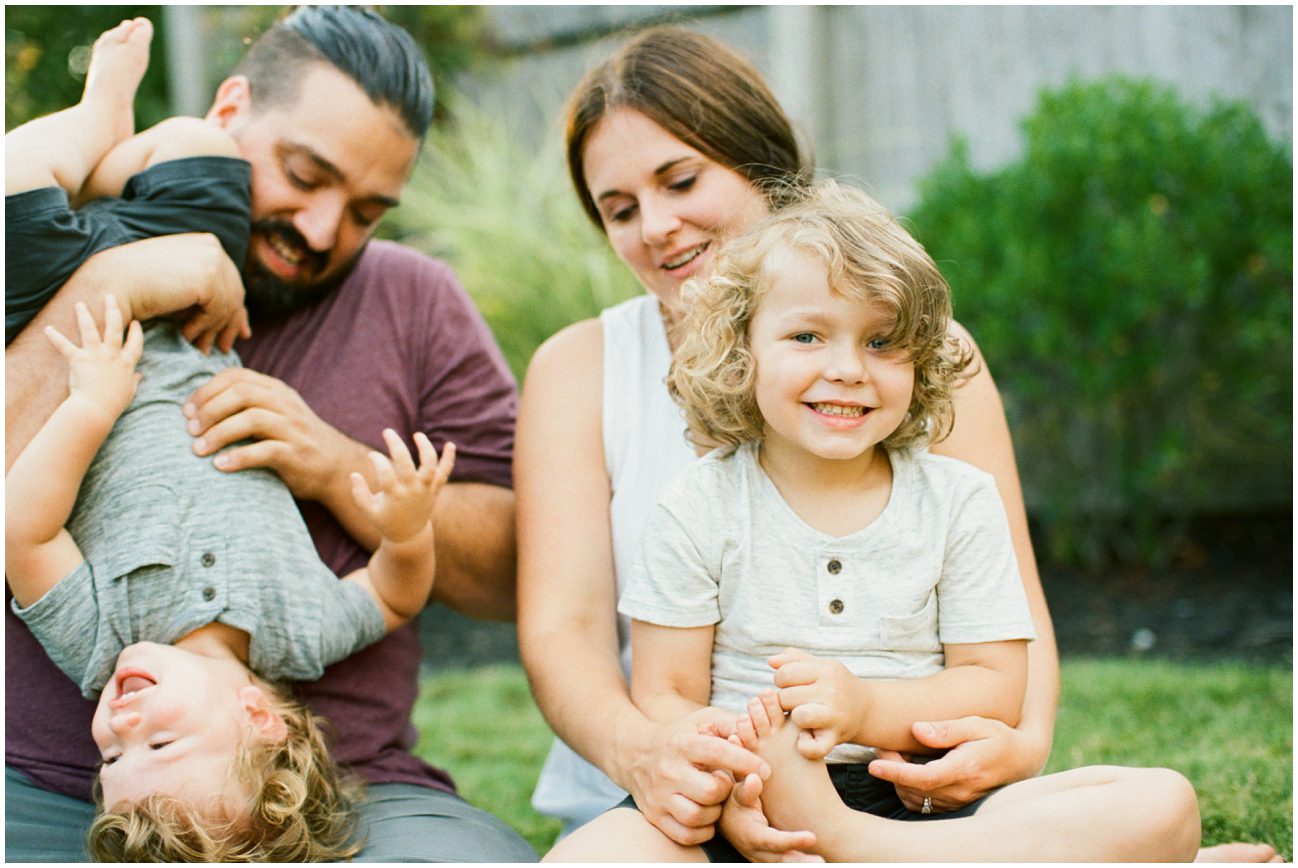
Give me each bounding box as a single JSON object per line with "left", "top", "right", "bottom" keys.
{"left": 878, "top": 590, "right": 940, "bottom": 652}
{"left": 92, "top": 483, "right": 181, "bottom": 582}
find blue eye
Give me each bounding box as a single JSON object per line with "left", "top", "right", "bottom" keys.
{"left": 792, "top": 333, "right": 817, "bottom": 344}
{"left": 867, "top": 337, "right": 891, "bottom": 350}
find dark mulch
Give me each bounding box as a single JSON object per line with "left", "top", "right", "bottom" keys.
{"left": 1043, "top": 512, "right": 1291, "bottom": 665}
{"left": 420, "top": 512, "right": 1293, "bottom": 672}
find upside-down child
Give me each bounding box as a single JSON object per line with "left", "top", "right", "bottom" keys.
{"left": 4, "top": 19, "right": 455, "bottom": 861}
{"left": 547, "top": 180, "right": 1200, "bottom": 861}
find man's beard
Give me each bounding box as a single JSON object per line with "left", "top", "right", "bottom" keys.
{"left": 242, "top": 218, "right": 361, "bottom": 323}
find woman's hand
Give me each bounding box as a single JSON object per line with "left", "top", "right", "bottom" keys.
{"left": 720, "top": 772, "right": 822, "bottom": 863}
{"left": 867, "top": 715, "right": 1044, "bottom": 812}
{"left": 620, "top": 706, "right": 770, "bottom": 846}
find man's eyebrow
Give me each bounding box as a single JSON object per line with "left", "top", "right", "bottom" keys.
{"left": 282, "top": 142, "right": 401, "bottom": 208}
{"left": 595, "top": 157, "right": 694, "bottom": 203}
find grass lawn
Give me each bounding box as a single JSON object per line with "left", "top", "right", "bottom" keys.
{"left": 412, "top": 659, "right": 1292, "bottom": 859}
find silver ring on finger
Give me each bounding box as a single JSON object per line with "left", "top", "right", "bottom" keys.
{"left": 921, "top": 795, "right": 933, "bottom": 814}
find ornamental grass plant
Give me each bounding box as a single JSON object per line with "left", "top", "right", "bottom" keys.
{"left": 390, "top": 93, "right": 639, "bottom": 383}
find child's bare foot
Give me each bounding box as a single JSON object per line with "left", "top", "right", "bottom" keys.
{"left": 733, "top": 690, "right": 849, "bottom": 844}
{"left": 81, "top": 17, "right": 153, "bottom": 145}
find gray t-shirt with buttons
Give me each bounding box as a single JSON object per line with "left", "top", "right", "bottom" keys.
{"left": 618, "top": 441, "right": 1035, "bottom": 763}
{"left": 12, "top": 322, "right": 386, "bottom": 698}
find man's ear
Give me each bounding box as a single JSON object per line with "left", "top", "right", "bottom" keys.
{"left": 208, "top": 75, "right": 252, "bottom": 129}
{"left": 239, "top": 684, "right": 289, "bottom": 744}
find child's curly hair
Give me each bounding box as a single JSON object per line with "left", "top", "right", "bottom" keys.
{"left": 86, "top": 685, "right": 364, "bottom": 862}
{"left": 669, "top": 179, "right": 974, "bottom": 451}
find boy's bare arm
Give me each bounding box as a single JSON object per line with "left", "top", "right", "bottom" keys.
{"left": 770, "top": 640, "right": 1029, "bottom": 756}
{"left": 628, "top": 619, "right": 717, "bottom": 723}
{"left": 6, "top": 298, "right": 143, "bottom": 607}
{"left": 78, "top": 116, "right": 240, "bottom": 205}
{"left": 342, "top": 430, "right": 454, "bottom": 631}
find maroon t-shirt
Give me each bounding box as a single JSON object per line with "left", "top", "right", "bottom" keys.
{"left": 5, "top": 240, "right": 518, "bottom": 799}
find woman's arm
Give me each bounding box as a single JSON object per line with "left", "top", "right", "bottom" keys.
{"left": 516, "top": 319, "right": 764, "bottom": 846}
{"left": 869, "top": 321, "right": 1060, "bottom": 809}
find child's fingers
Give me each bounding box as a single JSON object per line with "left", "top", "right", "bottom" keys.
{"left": 771, "top": 659, "right": 817, "bottom": 690}
{"left": 788, "top": 700, "right": 832, "bottom": 732}
{"left": 348, "top": 471, "right": 376, "bottom": 513}
{"left": 102, "top": 294, "right": 124, "bottom": 349}
{"left": 768, "top": 647, "right": 810, "bottom": 670}
{"left": 382, "top": 428, "right": 416, "bottom": 478}
{"left": 43, "top": 325, "right": 80, "bottom": 358}
{"left": 368, "top": 450, "right": 397, "bottom": 490}
{"left": 432, "top": 441, "right": 457, "bottom": 487}
{"left": 412, "top": 431, "right": 438, "bottom": 473}
{"left": 122, "top": 319, "right": 145, "bottom": 365}
{"left": 74, "top": 302, "right": 100, "bottom": 347}
{"left": 796, "top": 728, "right": 833, "bottom": 761}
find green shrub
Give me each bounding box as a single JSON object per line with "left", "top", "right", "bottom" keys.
{"left": 908, "top": 77, "right": 1292, "bottom": 565}
{"left": 391, "top": 95, "right": 639, "bottom": 381}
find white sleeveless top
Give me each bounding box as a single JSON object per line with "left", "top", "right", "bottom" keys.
{"left": 530, "top": 294, "right": 697, "bottom": 833}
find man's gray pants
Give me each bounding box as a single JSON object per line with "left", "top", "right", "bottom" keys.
{"left": 5, "top": 766, "right": 539, "bottom": 862}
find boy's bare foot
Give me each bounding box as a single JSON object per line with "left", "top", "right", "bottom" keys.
{"left": 81, "top": 17, "right": 153, "bottom": 145}
{"left": 733, "top": 690, "right": 849, "bottom": 843}
{"left": 1195, "top": 842, "right": 1285, "bottom": 863}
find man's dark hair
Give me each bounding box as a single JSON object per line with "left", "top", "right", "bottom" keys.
{"left": 234, "top": 5, "right": 434, "bottom": 139}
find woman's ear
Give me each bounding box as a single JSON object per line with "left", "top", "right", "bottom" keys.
{"left": 207, "top": 75, "right": 252, "bottom": 129}
{"left": 239, "top": 684, "right": 289, "bottom": 744}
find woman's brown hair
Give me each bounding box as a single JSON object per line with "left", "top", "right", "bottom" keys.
{"left": 565, "top": 24, "right": 812, "bottom": 230}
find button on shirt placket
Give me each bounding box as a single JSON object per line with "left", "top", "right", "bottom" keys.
{"left": 198, "top": 548, "right": 221, "bottom": 606}
{"left": 819, "top": 554, "right": 848, "bottom": 622}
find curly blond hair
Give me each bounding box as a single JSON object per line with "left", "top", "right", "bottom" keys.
{"left": 86, "top": 686, "right": 364, "bottom": 862}
{"left": 669, "top": 180, "right": 974, "bottom": 451}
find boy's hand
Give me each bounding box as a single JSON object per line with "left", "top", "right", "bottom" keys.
{"left": 349, "top": 429, "right": 455, "bottom": 544}
{"left": 769, "top": 648, "right": 866, "bottom": 760}
{"left": 44, "top": 295, "right": 143, "bottom": 422}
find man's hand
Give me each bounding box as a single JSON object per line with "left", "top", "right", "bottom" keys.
{"left": 619, "top": 706, "right": 771, "bottom": 847}
{"left": 43, "top": 295, "right": 143, "bottom": 421}
{"left": 98, "top": 232, "right": 249, "bottom": 354}
{"left": 349, "top": 430, "right": 455, "bottom": 543}
{"left": 720, "top": 769, "right": 822, "bottom": 862}
{"left": 769, "top": 648, "right": 866, "bottom": 760}
{"left": 184, "top": 366, "right": 365, "bottom": 504}
{"left": 867, "top": 716, "right": 1029, "bottom": 812}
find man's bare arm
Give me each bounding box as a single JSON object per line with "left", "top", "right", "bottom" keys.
{"left": 7, "top": 233, "right": 247, "bottom": 471}
{"left": 427, "top": 481, "right": 516, "bottom": 621}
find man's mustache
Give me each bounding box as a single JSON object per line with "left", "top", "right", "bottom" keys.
{"left": 250, "top": 219, "right": 329, "bottom": 278}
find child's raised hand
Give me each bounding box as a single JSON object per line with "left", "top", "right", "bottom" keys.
{"left": 769, "top": 648, "right": 866, "bottom": 760}
{"left": 349, "top": 429, "right": 455, "bottom": 544}
{"left": 44, "top": 295, "right": 144, "bottom": 422}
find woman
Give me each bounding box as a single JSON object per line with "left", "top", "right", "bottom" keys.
{"left": 516, "top": 24, "right": 1275, "bottom": 862}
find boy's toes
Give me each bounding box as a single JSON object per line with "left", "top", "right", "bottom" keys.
{"left": 758, "top": 690, "right": 785, "bottom": 731}
{"left": 125, "top": 17, "right": 154, "bottom": 45}
{"left": 736, "top": 709, "right": 759, "bottom": 750}
{"left": 747, "top": 696, "right": 772, "bottom": 737}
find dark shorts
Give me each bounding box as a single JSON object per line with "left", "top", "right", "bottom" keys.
{"left": 4, "top": 155, "right": 251, "bottom": 345}
{"left": 617, "top": 761, "right": 988, "bottom": 863}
